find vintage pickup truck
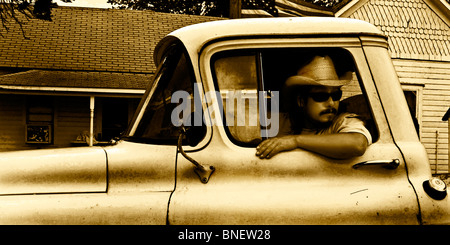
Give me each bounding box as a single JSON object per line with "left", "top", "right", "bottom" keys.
{"left": 0, "top": 17, "right": 448, "bottom": 225}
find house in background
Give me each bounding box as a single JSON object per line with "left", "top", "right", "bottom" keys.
{"left": 0, "top": 7, "right": 221, "bottom": 151}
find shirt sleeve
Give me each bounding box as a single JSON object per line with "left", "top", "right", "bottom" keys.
{"left": 276, "top": 112, "right": 294, "bottom": 136}
{"left": 330, "top": 113, "right": 373, "bottom": 145}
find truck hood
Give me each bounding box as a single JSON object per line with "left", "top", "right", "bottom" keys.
{"left": 0, "top": 147, "right": 107, "bottom": 195}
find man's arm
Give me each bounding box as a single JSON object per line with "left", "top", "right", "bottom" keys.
{"left": 256, "top": 133, "right": 368, "bottom": 159}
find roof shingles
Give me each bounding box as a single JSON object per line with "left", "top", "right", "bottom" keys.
{"left": 0, "top": 70, "right": 151, "bottom": 89}
{"left": 349, "top": 0, "right": 450, "bottom": 61}
{"left": 0, "top": 7, "right": 222, "bottom": 73}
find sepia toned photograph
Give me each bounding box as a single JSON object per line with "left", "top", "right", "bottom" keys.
{"left": 0, "top": 0, "right": 449, "bottom": 239}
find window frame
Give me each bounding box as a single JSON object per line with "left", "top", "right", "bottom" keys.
{"left": 26, "top": 95, "right": 54, "bottom": 144}
{"left": 201, "top": 38, "right": 388, "bottom": 148}
{"left": 401, "top": 83, "right": 423, "bottom": 139}
{"left": 124, "top": 43, "right": 206, "bottom": 146}
{"left": 210, "top": 50, "right": 262, "bottom": 147}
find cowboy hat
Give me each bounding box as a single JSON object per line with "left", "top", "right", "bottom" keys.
{"left": 284, "top": 55, "right": 352, "bottom": 88}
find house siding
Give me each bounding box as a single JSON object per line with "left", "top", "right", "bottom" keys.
{"left": 0, "top": 95, "right": 26, "bottom": 151}
{"left": 393, "top": 58, "right": 450, "bottom": 173}
{"left": 54, "top": 96, "right": 91, "bottom": 148}
{"left": 0, "top": 95, "right": 97, "bottom": 151}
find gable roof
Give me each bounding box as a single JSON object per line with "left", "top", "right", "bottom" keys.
{"left": 0, "top": 6, "right": 223, "bottom": 73}
{"left": 0, "top": 6, "right": 222, "bottom": 94}
{"left": 336, "top": 0, "right": 450, "bottom": 61}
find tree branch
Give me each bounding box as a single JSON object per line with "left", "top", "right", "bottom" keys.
{"left": 0, "top": 0, "right": 61, "bottom": 38}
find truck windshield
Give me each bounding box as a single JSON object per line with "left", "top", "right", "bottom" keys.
{"left": 124, "top": 45, "right": 198, "bottom": 145}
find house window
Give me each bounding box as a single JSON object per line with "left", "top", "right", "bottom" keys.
{"left": 26, "top": 96, "right": 54, "bottom": 144}
{"left": 402, "top": 84, "right": 423, "bottom": 138}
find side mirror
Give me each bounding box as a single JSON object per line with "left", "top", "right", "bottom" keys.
{"left": 177, "top": 125, "right": 214, "bottom": 184}
{"left": 183, "top": 112, "right": 206, "bottom": 147}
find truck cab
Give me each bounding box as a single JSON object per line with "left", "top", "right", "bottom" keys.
{"left": 0, "top": 17, "right": 448, "bottom": 224}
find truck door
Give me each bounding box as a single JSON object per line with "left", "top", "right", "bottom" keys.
{"left": 363, "top": 44, "right": 450, "bottom": 225}
{"left": 168, "top": 38, "right": 421, "bottom": 224}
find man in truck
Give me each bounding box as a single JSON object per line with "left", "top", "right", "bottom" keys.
{"left": 255, "top": 55, "right": 372, "bottom": 160}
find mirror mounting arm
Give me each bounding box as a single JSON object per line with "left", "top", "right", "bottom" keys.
{"left": 177, "top": 127, "right": 215, "bottom": 184}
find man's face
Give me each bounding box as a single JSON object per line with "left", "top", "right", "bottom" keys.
{"left": 300, "top": 86, "right": 341, "bottom": 127}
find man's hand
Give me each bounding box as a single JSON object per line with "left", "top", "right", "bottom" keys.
{"left": 256, "top": 135, "right": 299, "bottom": 159}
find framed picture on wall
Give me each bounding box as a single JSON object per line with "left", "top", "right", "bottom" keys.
{"left": 26, "top": 124, "right": 52, "bottom": 144}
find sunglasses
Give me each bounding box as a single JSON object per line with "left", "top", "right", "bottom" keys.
{"left": 309, "top": 90, "right": 342, "bottom": 102}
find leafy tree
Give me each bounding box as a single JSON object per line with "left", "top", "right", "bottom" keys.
{"left": 302, "top": 0, "right": 343, "bottom": 8}
{"left": 0, "top": 0, "right": 72, "bottom": 37}
{"left": 106, "top": 0, "right": 346, "bottom": 17}
{"left": 106, "top": 0, "right": 278, "bottom": 17}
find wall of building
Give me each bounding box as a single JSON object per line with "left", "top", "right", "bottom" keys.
{"left": 54, "top": 96, "right": 91, "bottom": 147}
{"left": 0, "top": 94, "right": 141, "bottom": 151}
{"left": 394, "top": 58, "right": 450, "bottom": 173}
{"left": 0, "top": 95, "right": 91, "bottom": 151}
{"left": 0, "top": 94, "right": 26, "bottom": 151}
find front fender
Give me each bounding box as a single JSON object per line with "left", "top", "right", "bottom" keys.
{"left": 0, "top": 147, "right": 107, "bottom": 195}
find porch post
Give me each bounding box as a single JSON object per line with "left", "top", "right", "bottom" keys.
{"left": 89, "top": 96, "right": 95, "bottom": 146}
{"left": 229, "top": 0, "right": 241, "bottom": 18}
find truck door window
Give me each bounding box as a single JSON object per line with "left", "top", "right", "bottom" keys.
{"left": 212, "top": 48, "right": 378, "bottom": 147}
